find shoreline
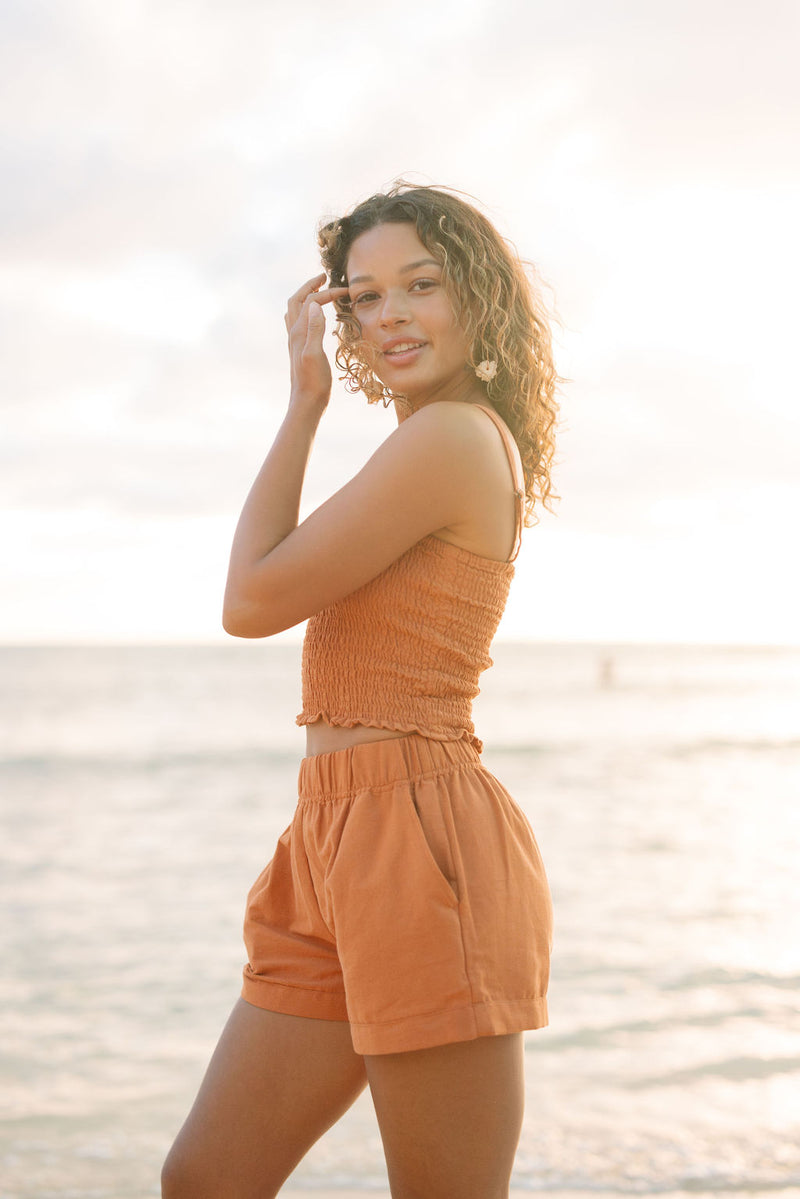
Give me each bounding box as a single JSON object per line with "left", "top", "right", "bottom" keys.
{"left": 283, "top": 1192, "right": 800, "bottom": 1198}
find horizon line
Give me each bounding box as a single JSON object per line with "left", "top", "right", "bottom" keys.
{"left": 2, "top": 637, "right": 799, "bottom": 652}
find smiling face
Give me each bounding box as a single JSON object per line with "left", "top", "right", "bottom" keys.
{"left": 345, "top": 222, "right": 475, "bottom": 408}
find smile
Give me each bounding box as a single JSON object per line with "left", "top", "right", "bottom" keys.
{"left": 382, "top": 341, "right": 426, "bottom": 358}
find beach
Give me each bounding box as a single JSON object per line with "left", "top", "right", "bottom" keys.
{"left": 2, "top": 641, "right": 799, "bottom": 1197}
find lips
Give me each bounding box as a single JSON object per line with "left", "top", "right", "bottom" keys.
{"left": 381, "top": 339, "right": 427, "bottom": 368}
{"left": 381, "top": 338, "right": 426, "bottom": 356}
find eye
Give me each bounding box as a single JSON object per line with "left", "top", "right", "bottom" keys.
{"left": 351, "top": 291, "right": 379, "bottom": 307}
{"left": 410, "top": 278, "right": 437, "bottom": 292}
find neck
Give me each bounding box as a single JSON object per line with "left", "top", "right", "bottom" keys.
{"left": 393, "top": 372, "right": 488, "bottom": 423}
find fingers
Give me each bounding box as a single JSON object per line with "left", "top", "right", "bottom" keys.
{"left": 292, "top": 272, "right": 326, "bottom": 304}
{"left": 285, "top": 275, "right": 349, "bottom": 331}
{"left": 291, "top": 300, "right": 333, "bottom": 403}
{"left": 312, "top": 286, "right": 351, "bottom": 304}
{"left": 305, "top": 301, "right": 324, "bottom": 344}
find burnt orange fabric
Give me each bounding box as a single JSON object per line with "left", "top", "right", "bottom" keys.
{"left": 242, "top": 734, "right": 552, "bottom": 1055}
{"left": 296, "top": 404, "right": 526, "bottom": 754}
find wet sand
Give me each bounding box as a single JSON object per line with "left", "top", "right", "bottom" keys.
{"left": 283, "top": 1193, "right": 800, "bottom": 1198}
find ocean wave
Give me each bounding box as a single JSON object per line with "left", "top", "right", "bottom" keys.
{"left": 0, "top": 747, "right": 299, "bottom": 773}
{"left": 662, "top": 968, "right": 800, "bottom": 992}
{"left": 531, "top": 1007, "right": 768, "bottom": 1051}
{"left": 666, "top": 738, "right": 800, "bottom": 757}
{"left": 482, "top": 736, "right": 800, "bottom": 759}
{"left": 629, "top": 1054, "right": 800, "bottom": 1089}
{"left": 507, "top": 1180, "right": 800, "bottom": 1194}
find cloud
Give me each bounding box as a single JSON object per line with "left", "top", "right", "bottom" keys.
{"left": 2, "top": 0, "right": 798, "bottom": 640}
{"left": 558, "top": 349, "right": 800, "bottom": 529}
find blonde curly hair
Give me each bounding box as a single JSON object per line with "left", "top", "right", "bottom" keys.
{"left": 318, "top": 181, "right": 562, "bottom": 524}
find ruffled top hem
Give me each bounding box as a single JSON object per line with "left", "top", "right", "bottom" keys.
{"left": 297, "top": 711, "right": 483, "bottom": 755}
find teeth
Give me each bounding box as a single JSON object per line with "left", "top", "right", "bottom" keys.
{"left": 386, "top": 342, "right": 422, "bottom": 354}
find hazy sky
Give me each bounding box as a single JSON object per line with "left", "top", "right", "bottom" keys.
{"left": 3, "top": 0, "right": 799, "bottom": 643}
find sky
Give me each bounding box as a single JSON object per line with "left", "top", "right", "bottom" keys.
{"left": 2, "top": 0, "right": 799, "bottom": 644}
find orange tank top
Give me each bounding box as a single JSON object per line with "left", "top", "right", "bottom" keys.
{"left": 296, "top": 404, "right": 525, "bottom": 754}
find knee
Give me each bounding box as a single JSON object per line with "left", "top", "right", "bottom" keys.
{"left": 161, "top": 1141, "right": 282, "bottom": 1199}
{"left": 161, "top": 1143, "right": 213, "bottom": 1199}
{"left": 160, "top": 1144, "right": 190, "bottom": 1199}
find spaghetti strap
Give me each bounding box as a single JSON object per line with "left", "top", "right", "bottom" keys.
{"left": 473, "top": 404, "right": 525, "bottom": 562}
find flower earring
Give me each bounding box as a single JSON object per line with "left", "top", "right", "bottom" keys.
{"left": 475, "top": 359, "right": 498, "bottom": 383}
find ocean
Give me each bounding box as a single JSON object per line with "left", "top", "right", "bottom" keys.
{"left": 1, "top": 641, "right": 799, "bottom": 1198}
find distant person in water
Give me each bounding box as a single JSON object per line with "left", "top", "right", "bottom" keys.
{"left": 162, "top": 181, "right": 560, "bottom": 1199}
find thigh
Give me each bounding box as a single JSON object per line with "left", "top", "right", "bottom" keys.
{"left": 365, "top": 1032, "right": 525, "bottom": 1199}
{"left": 162, "top": 999, "right": 368, "bottom": 1199}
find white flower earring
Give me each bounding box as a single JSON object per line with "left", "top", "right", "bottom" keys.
{"left": 475, "top": 359, "right": 498, "bottom": 383}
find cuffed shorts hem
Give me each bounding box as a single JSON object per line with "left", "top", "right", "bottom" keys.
{"left": 350, "top": 994, "right": 549, "bottom": 1056}
{"left": 241, "top": 969, "right": 350, "bottom": 1023}
{"left": 241, "top": 971, "right": 548, "bottom": 1055}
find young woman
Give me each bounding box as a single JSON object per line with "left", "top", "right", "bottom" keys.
{"left": 162, "top": 183, "right": 559, "bottom": 1199}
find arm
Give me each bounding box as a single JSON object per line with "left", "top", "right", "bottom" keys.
{"left": 223, "top": 282, "right": 494, "bottom": 639}
{"left": 223, "top": 404, "right": 320, "bottom": 621}
{"left": 223, "top": 401, "right": 493, "bottom": 638}
{"left": 222, "top": 274, "right": 343, "bottom": 633}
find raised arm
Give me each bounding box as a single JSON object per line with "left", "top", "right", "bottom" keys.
{"left": 222, "top": 273, "right": 346, "bottom": 608}
{"left": 223, "top": 399, "right": 493, "bottom": 638}
{"left": 223, "top": 276, "right": 499, "bottom": 639}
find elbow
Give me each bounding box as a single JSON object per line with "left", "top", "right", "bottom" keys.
{"left": 222, "top": 573, "right": 303, "bottom": 638}
{"left": 221, "top": 608, "right": 252, "bottom": 638}
{"left": 222, "top": 575, "right": 273, "bottom": 637}
{"left": 222, "top": 592, "right": 294, "bottom": 639}
{"left": 222, "top": 604, "right": 275, "bottom": 639}
{"left": 220, "top": 592, "right": 270, "bottom": 638}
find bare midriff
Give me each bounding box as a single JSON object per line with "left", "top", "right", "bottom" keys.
{"left": 304, "top": 718, "right": 411, "bottom": 757}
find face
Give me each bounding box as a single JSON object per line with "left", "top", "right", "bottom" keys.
{"left": 345, "top": 222, "right": 472, "bottom": 405}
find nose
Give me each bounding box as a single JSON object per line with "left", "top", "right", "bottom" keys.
{"left": 378, "top": 288, "right": 411, "bottom": 327}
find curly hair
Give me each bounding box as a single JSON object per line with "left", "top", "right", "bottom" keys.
{"left": 317, "top": 181, "right": 562, "bottom": 524}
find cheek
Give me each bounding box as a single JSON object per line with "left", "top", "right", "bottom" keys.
{"left": 443, "top": 322, "right": 471, "bottom": 360}
{"left": 436, "top": 302, "right": 468, "bottom": 348}
{"left": 350, "top": 322, "right": 380, "bottom": 369}
{"left": 352, "top": 308, "right": 380, "bottom": 346}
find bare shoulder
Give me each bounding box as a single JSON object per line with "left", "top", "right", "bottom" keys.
{"left": 390, "top": 400, "right": 503, "bottom": 465}
{"left": 398, "top": 401, "right": 520, "bottom": 559}
{"left": 403, "top": 399, "right": 497, "bottom": 434}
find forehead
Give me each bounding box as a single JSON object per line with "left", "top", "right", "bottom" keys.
{"left": 346, "top": 222, "right": 438, "bottom": 280}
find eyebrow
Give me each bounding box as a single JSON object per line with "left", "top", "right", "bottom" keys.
{"left": 347, "top": 258, "right": 441, "bottom": 286}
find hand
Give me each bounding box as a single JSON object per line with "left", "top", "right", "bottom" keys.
{"left": 284, "top": 273, "right": 349, "bottom": 414}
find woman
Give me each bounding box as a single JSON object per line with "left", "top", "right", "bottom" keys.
{"left": 162, "top": 183, "right": 559, "bottom": 1199}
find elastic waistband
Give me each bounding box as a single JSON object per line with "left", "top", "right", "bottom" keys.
{"left": 298, "top": 733, "right": 481, "bottom": 804}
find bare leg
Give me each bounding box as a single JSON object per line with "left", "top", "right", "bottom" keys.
{"left": 161, "top": 999, "right": 368, "bottom": 1199}
{"left": 365, "top": 1033, "right": 525, "bottom": 1199}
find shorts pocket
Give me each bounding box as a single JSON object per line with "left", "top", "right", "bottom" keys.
{"left": 403, "top": 782, "right": 460, "bottom": 907}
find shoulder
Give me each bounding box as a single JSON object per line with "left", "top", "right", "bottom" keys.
{"left": 354, "top": 401, "right": 506, "bottom": 509}
{"left": 403, "top": 399, "right": 493, "bottom": 432}
{"left": 393, "top": 401, "right": 500, "bottom": 462}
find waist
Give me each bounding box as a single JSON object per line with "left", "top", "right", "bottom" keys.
{"left": 304, "top": 719, "right": 411, "bottom": 757}
{"left": 298, "top": 731, "right": 482, "bottom": 803}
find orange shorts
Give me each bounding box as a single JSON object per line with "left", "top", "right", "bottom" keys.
{"left": 241, "top": 733, "right": 552, "bottom": 1055}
